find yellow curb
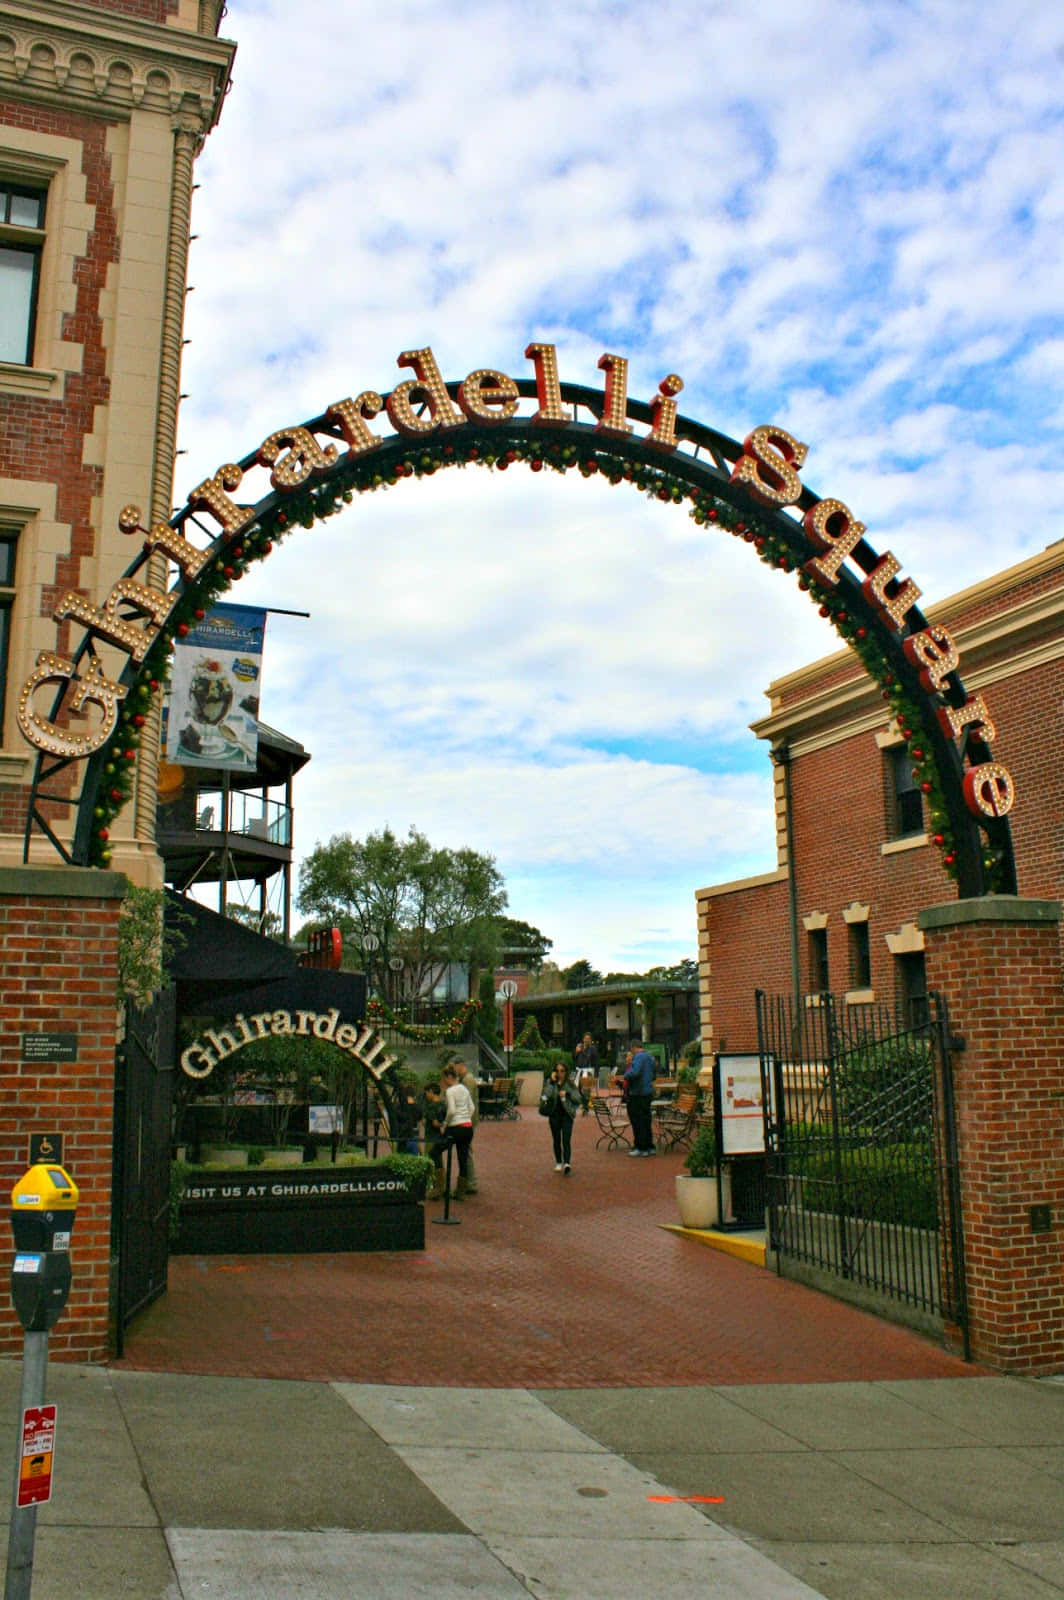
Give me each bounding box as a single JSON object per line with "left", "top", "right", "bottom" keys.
{"left": 660, "top": 1223, "right": 767, "bottom": 1267}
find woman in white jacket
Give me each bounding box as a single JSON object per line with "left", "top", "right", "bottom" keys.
{"left": 439, "top": 1062, "right": 476, "bottom": 1199}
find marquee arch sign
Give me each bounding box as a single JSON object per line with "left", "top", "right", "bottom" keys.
{"left": 20, "top": 344, "right": 1016, "bottom": 897}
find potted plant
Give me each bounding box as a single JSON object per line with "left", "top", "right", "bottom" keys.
{"left": 675, "top": 1125, "right": 719, "bottom": 1229}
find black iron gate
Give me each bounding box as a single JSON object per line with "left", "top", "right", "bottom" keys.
{"left": 756, "top": 989, "right": 968, "bottom": 1351}
{"left": 112, "top": 986, "right": 176, "bottom": 1353}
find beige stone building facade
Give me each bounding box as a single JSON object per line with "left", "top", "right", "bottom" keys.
{"left": 0, "top": 0, "right": 233, "bottom": 880}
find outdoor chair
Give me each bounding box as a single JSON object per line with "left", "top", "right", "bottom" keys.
{"left": 592, "top": 1095, "right": 632, "bottom": 1150}
{"left": 502, "top": 1077, "right": 522, "bottom": 1119}
{"left": 656, "top": 1091, "right": 700, "bottom": 1153}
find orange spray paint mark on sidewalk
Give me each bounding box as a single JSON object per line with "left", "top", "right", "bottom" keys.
{"left": 647, "top": 1494, "right": 725, "bottom": 1503}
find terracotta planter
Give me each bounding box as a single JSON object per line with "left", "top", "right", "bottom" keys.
{"left": 675, "top": 1173, "right": 718, "bottom": 1229}
{"left": 262, "top": 1148, "right": 303, "bottom": 1167}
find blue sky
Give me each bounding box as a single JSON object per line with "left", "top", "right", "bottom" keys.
{"left": 173, "top": 0, "right": 1064, "bottom": 973}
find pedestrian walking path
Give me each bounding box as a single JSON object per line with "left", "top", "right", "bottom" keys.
{"left": 119, "top": 1113, "right": 977, "bottom": 1386}
{"left": 0, "top": 1114, "right": 1060, "bottom": 1597}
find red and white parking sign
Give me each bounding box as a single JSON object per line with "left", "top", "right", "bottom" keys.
{"left": 17, "top": 1406, "right": 56, "bottom": 1507}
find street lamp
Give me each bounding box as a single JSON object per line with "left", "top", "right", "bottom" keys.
{"left": 388, "top": 956, "right": 403, "bottom": 1006}
{"left": 362, "top": 931, "right": 380, "bottom": 995}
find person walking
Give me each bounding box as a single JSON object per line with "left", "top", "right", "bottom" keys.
{"left": 623, "top": 1042, "right": 657, "bottom": 1156}
{"left": 439, "top": 1062, "right": 476, "bottom": 1199}
{"left": 540, "top": 1061, "right": 582, "bottom": 1174}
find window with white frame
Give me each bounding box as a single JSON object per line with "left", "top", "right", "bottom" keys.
{"left": 0, "top": 181, "right": 47, "bottom": 365}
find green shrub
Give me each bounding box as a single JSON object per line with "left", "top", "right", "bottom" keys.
{"left": 383, "top": 1152, "right": 436, "bottom": 1197}
{"left": 786, "top": 1141, "right": 938, "bottom": 1229}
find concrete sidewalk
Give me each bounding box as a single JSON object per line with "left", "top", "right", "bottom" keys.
{"left": 0, "top": 1363, "right": 1061, "bottom": 1598}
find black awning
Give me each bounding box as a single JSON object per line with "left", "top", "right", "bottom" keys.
{"left": 166, "top": 892, "right": 367, "bottom": 1021}
{"left": 166, "top": 891, "right": 296, "bottom": 993}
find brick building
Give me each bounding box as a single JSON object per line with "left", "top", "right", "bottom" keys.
{"left": 696, "top": 539, "right": 1064, "bottom": 1054}
{"left": 0, "top": 0, "right": 233, "bottom": 878}
{"left": 0, "top": 1, "right": 233, "bottom": 1359}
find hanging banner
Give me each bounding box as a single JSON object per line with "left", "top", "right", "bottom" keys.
{"left": 166, "top": 603, "right": 266, "bottom": 771}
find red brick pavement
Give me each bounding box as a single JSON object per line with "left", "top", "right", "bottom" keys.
{"left": 117, "top": 1112, "right": 990, "bottom": 1387}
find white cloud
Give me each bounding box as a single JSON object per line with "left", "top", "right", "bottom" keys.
{"left": 172, "top": 0, "right": 1064, "bottom": 969}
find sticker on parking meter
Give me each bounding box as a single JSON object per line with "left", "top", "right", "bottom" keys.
{"left": 17, "top": 1406, "right": 56, "bottom": 1507}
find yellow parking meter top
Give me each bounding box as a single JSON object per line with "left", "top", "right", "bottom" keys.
{"left": 11, "top": 1164, "right": 78, "bottom": 1211}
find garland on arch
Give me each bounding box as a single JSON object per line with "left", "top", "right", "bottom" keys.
{"left": 85, "top": 426, "right": 1005, "bottom": 891}
{"left": 366, "top": 995, "right": 482, "bottom": 1043}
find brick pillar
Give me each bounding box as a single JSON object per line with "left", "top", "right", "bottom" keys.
{"left": 919, "top": 895, "right": 1064, "bottom": 1376}
{"left": 0, "top": 867, "right": 126, "bottom": 1362}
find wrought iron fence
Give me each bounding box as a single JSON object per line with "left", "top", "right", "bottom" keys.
{"left": 756, "top": 990, "right": 967, "bottom": 1344}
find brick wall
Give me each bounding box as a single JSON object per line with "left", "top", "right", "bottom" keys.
{"left": 921, "top": 899, "right": 1064, "bottom": 1375}
{"left": 0, "top": 869, "right": 126, "bottom": 1361}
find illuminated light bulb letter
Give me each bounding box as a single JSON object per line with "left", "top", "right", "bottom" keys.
{"left": 730, "top": 425, "right": 808, "bottom": 508}
{"left": 803, "top": 499, "right": 866, "bottom": 586}
{"left": 143, "top": 521, "right": 211, "bottom": 583}
{"left": 902, "top": 625, "right": 960, "bottom": 694}
{"left": 326, "top": 392, "right": 384, "bottom": 457}
{"left": 525, "top": 342, "right": 568, "bottom": 426}
{"left": 595, "top": 353, "right": 633, "bottom": 436}
{"left": 17, "top": 651, "right": 127, "bottom": 757}
{"left": 258, "top": 426, "right": 338, "bottom": 489}
{"left": 386, "top": 348, "right": 464, "bottom": 436}
{"left": 645, "top": 374, "right": 684, "bottom": 453}
{"left": 862, "top": 551, "right": 922, "bottom": 631}
{"left": 963, "top": 762, "right": 1015, "bottom": 819}
{"left": 54, "top": 579, "right": 174, "bottom": 664}
{"left": 186, "top": 462, "right": 248, "bottom": 534}
{"left": 937, "top": 694, "right": 997, "bottom": 746}
{"left": 457, "top": 368, "right": 520, "bottom": 424}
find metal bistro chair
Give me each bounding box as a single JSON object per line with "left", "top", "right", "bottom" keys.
{"left": 592, "top": 1095, "right": 632, "bottom": 1150}
{"left": 502, "top": 1077, "right": 523, "bottom": 1120}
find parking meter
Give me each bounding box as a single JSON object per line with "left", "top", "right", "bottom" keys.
{"left": 9, "top": 1166, "right": 78, "bottom": 1333}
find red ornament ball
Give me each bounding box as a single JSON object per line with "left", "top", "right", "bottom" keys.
{"left": 530, "top": 459, "right": 543, "bottom": 472}
{"left": 177, "top": 622, "right": 189, "bottom": 637}
{"left": 98, "top": 828, "right": 109, "bottom": 842}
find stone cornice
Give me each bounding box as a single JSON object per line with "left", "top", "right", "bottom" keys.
{"left": 752, "top": 549, "right": 1064, "bottom": 755}
{"left": 0, "top": 1, "right": 235, "bottom": 132}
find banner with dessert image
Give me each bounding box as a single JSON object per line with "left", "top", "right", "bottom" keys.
{"left": 165, "top": 603, "right": 267, "bottom": 771}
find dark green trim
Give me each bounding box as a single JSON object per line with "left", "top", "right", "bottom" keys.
{"left": 919, "top": 895, "right": 1061, "bottom": 931}
{"left": 0, "top": 866, "right": 127, "bottom": 901}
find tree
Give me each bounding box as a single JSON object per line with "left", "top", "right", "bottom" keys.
{"left": 225, "top": 904, "right": 285, "bottom": 941}
{"left": 562, "top": 958, "right": 603, "bottom": 991}
{"left": 297, "top": 825, "right": 507, "bottom": 999}
{"left": 494, "top": 915, "right": 552, "bottom": 972}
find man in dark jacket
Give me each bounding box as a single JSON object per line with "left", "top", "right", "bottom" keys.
{"left": 623, "top": 1044, "right": 657, "bottom": 1156}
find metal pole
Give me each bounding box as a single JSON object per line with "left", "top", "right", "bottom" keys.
{"left": 5, "top": 1330, "right": 48, "bottom": 1600}
{"left": 432, "top": 1144, "right": 460, "bottom": 1227}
